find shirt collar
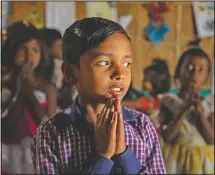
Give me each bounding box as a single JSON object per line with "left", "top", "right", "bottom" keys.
{"left": 54, "top": 96, "right": 136, "bottom": 130}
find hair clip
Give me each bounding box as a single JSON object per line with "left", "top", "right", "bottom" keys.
{"left": 23, "top": 21, "right": 30, "bottom": 27}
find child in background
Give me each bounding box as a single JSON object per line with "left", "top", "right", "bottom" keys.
{"left": 41, "top": 28, "right": 78, "bottom": 109}
{"left": 158, "top": 48, "right": 214, "bottom": 174}
{"left": 1, "top": 21, "right": 51, "bottom": 174}
{"left": 40, "top": 28, "right": 64, "bottom": 89}
{"left": 123, "top": 58, "right": 170, "bottom": 130}
{"left": 32, "top": 17, "right": 166, "bottom": 174}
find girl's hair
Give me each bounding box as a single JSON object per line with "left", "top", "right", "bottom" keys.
{"left": 144, "top": 58, "right": 171, "bottom": 95}
{"left": 174, "top": 48, "right": 211, "bottom": 80}
{"left": 63, "top": 17, "right": 130, "bottom": 67}
{"left": 2, "top": 21, "right": 52, "bottom": 81}
{"left": 40, "top": 28, "right": 62, "bottom": 48}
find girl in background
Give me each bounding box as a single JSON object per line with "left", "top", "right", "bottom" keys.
{"left": 123, "top": 58, "right": 170, "bottom": 130}
{"left": 158, "top": 48, "right": 214, "bottom": 174}
{"left": 1, "top": 21, "right": 55, "bottom": 174}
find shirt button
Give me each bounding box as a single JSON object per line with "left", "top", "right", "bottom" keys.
{"left": 117, "top": 168, "right": 121, "bottom": 172}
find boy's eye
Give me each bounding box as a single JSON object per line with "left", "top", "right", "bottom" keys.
{"left": 123, "top": 62, "right": 132, "bottom": 68}
{"left": 96, "top": 61, "right": 110, "bottom": 66}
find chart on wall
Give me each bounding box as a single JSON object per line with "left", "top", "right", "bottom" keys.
{"left": 193, "top": 2, "right": 214, "bottom": 38}
{"left": 86, "top": 2, "right": 118, "bottom": 22}
{"left": 7, "top": 2, "right": 45, "bottom": 29}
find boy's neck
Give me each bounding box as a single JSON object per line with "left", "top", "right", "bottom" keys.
{"left": 77, "top": 96, "right": 106, "bottom": 127}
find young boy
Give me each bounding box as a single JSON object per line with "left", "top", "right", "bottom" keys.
{"left": 32, "top": 17, "right": 166, "bottom": 174}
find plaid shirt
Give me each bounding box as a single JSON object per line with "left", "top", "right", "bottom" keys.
{"left": 32, "top": 99, "right": 166, "bottom": 174}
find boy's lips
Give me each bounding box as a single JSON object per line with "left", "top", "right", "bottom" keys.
{"left": 108, "top": 85, "right": 124, "bottom": 96}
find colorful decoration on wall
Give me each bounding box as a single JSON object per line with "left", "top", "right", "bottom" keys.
{"left": 193, "top": 2, "right": 214, "bottom": 38}
{"left": 8, "top": 2, "right": 45, "bottom": 29}
{"left": 145, "top": 2, "right": 169, "bottom": 22}
{"left": 24, "top": 2, "right": 45, "bottom": 29}
{"left": 143, "top": 2, "right": 170, "bottom": 44}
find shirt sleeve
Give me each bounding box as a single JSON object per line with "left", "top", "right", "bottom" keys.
{"left": 83, "top": 152, "right": 114, "bottom": 174}
{"left": 116, "top": 146, "right": 142, "bottom": 174}
{"left": 141, "top": 116, "right": 166, "bottom": 174}
{"left": 32, "top": 121, "right": 114, "bottom": 174}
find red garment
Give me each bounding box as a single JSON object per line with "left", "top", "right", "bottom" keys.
{"left": 3, "top": 101, "right": 48, "bottom": 144}
{"left": 2, "top": 101, "right": 48, "bottom": 174}
{"left": 140, "top": 96, "right": 160, "bottom": 112}
{"left": 140, "top": 96, "right": 160, "bottom": 134}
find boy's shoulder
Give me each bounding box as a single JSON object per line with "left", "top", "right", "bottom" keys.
{"left": 36, "top": 110, "right": 73, "bottom": 132}
{"left": 122, "top": 106, "right": 152, "bottom": 125}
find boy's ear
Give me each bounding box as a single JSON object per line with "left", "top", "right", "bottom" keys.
{"left": 61, "top": 62, "right": 78, "bottom": 85}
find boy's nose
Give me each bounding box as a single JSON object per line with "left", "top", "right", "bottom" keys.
{"left": 114, "top": 74, "right": 124, "bottom": 80}
{"left": 112, "top": 66, "right": 124, "bottom": 80}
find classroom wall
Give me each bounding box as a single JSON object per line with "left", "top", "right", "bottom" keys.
{"left": 117, "top": 2, "right": 214, "bottom": 89}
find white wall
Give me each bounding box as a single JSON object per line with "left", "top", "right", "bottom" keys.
{"left": 46, "top": 2, "right": 76, "bottom": 35}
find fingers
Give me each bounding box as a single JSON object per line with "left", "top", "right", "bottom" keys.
{"left": 114, "top": 95, "right": 122, "bottom": 113}
{"left": 108, "top": 112, "right": 117, "bottom": 139}
{"left": 110, "top": 98, "right": 115, "bottom": 115}
{"left": 118, "top": 112, "right": 123, "bottom": 124}
{"left": 97, "top": 99, "right": 110, "bottom": 125}
{"left": 116, "top": 112, "right": 124, "bottom": 134}
{"left": 97, "top": 99, "right": 113, "bottom": 126}
{"left": 100, "top": 99, "right": 111, "bottom": 116}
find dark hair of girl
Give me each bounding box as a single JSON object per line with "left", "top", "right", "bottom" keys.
{"left": 144, "top": 58, "right": 171, "bottom": 95}
{"left": 2, "top": 21, "right": 53, "bottom": 81}
{"left": 40, "top": 28, "right": 62, "bottom": 48}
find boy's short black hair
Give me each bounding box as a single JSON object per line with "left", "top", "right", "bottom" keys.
{"left": 174, "top": 48, "right": 211, "bottom": 80}
{"left": 40, "top": 28, "right": 62, "bottom": 48}
{"left": 62, "top": 17, "right": 130, "bottom": 67}
{"left": 144, "top": 58, "right": 170, "bottom": 95}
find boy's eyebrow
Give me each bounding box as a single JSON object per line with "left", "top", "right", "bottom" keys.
{"left": 93, "top": 52, "right": 113, "bottom": 58}
{"left": 124, "top": 55, "right": 132, "bottom": 59}
{"left": 91, "top": 51, "right": 132, "bottom": 59}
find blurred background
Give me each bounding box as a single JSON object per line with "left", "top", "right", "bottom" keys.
{"left": 1, "top": 1, "right": 214, "bottom": 175}
{"left": 2, "top": 1, "right": 214, "bottom": 91}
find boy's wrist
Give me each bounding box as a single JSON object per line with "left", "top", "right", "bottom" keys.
{"left": 115, "top": 145, "right": 127, "bottom": 156}
{"left": 97, "top": 152, "right": 112, "bottom": 160}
